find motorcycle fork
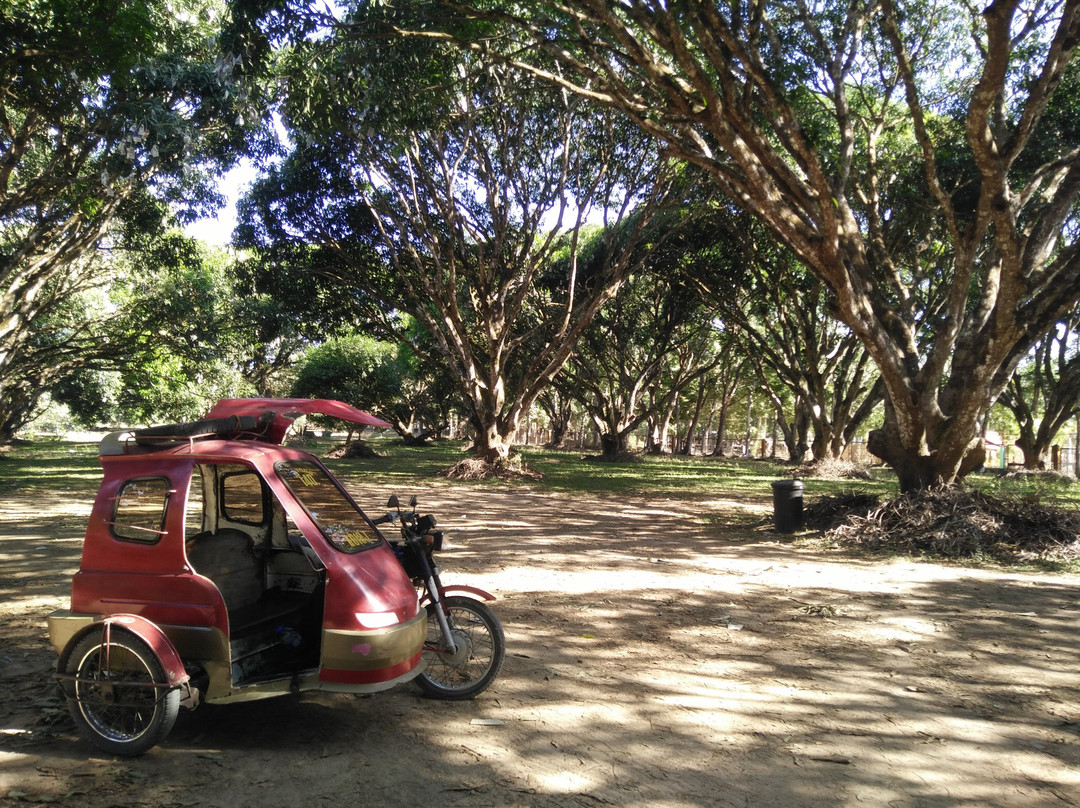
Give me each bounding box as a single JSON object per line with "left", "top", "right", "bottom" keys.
{"left": 409, "top": 536, "right": 458, "bottom": 655}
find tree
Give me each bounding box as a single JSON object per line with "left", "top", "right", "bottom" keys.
{"left": 243, "top": 17, "right": 682, "bottom": 464}
{"left": 291, "top": 332, "right": 459, "bottom": 444}
{"left": 729, "top": 265, "right": 880, "bottom": 463}
{"left": 700, "top": 329, "right": 748, "bottom": 457}
{"left": 0, "top": 0, "right": 255, "bottom": 440}
{"left": 997, "top": 307, "right": 1080, "bottom": 468}
{"left": 231, "top": 242, "right": 396, "bottom": 395}
{"left": 536, "top": 387, "right": 576, "bottom": 449}
{"left": 642, "top": 323, "right": 725, "bottom": 454}
{"left": 562, "top": 253, "right": 722, "bottom": 460}
{"left": 54, "top": 228, "right": 260, "bottom": 428}
{"left": 681, "top": 206, "right": 882, "bottom": 462}
{"left": 415, "top": 0, "right": 1080, "bottom": 491}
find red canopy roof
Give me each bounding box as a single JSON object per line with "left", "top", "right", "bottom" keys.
{"left": 204, "top": 398, "right": 392, "bottom": 445}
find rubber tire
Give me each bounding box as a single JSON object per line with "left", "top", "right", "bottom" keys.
{"left": 64, "top": 630, "right": 181, "bottom": 756}
{"left": 416, "top": 596, "right": 505, "bottom": 700}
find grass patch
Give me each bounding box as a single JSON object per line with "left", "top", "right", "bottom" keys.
{"left": 0, "top": 438, "right": 103, "bottom": 496}
{"left": 326, "top": 439, "right": 898, "bottom": 501}
{"left": 0, "top": 434, "right": 896, "bottom": 503}
{"left": 966, "top": 467, "right": 1080, "bottom": 508}
{"left": 5, "top": 435, "right": 1077, "bottom": 573}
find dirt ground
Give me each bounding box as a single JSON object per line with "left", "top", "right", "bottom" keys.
{"left": 1, "top": 482, "right": 1079, "bottom": 808}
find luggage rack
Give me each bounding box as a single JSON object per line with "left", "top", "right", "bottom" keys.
{"left": 99, "top": 413, "right": 278, "bottom": 455}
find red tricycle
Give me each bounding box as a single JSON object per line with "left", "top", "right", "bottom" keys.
{"left": 48, "top": 398, "right": 504, "bottom": 756}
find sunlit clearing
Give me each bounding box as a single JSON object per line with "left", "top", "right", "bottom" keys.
{"left": 534, "top": 771, "right": 596, "bottom": 792}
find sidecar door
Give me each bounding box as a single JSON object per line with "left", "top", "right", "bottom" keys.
{"left": 266, "top": 457, "right": 426, "bottom": 691}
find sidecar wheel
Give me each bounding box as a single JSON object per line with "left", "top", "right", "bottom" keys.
{"left": 416, "top": 596, "right": 505, "bottom": 700}
{"left": 63, "top": 630, "right": 180, "bottom": 756}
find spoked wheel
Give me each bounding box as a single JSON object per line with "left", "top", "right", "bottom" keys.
{"left": 62, "top": 630, "right": 180, "bottom": 756}
{"left": 416, "top": 596, "right": 505, "bottom": 700}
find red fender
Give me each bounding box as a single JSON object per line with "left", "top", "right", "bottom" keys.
{"left": 422, "top": 583, "right": 496, "bottom": 607}
{"left": 60, "top": 614, "right": 190, "bottom": 689}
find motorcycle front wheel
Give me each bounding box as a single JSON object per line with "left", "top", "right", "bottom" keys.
{"left": 416, "top": 596, "right": 505, "bottom": 700}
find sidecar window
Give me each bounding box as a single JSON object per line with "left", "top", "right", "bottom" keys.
{"left": 185, "top": 466, "right": 206, "bottom": 539}
{"left": 111, "top": 477, "right": 170, "bottom": 544}
{"left": 274, "top": 461, "right": 380, "bottom": 553}
{"left": 220, "top": 468, "right": 266, "bottom": 526}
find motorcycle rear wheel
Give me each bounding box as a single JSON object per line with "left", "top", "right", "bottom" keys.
{"left": 416, "top": 596, "right": 505, "bottom": 700}
{"left": 63, "top": 630, "right": 180, "bottom": 756}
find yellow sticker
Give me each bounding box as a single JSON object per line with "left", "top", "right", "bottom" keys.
{"left": 344, "top": 531, "right": 368, "bottom": 546}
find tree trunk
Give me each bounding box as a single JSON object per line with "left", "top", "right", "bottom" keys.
{"left": 644, "top": 417, "right": 661, "bottom": 454}
{"left": 810, "top": 423, "right": 842, "bottom": 461}
{"left": 1014, "top": 433, "right": 1045, "bottom": 470}
{"left": 680, "top": 384, "right": 708, "bottom": 455}
{"left": 711, "top": 401, "right": 729, "bottom": 457}
{"left": 867, "top": 400, "right": 987, "bottom": 493}
{"left": 743, "top": 388, "right": 753, "bottom": 456}
{"left": 700, "top": 409, "right": 716, "bottom": 455}
{"left": 542, "top": 393, "right": 574, "bottom": 449}
{"left": 0, "top": 387, "right": 41, "bottom": 444}
{"left": 790, "top": 406, "right": 810, "bottom": 466}
{"left": 470, "top": 415, "right": 512, "bottom": 463}
{"left": 774, "top": 397, "right": 810, "bottom": 465}
{"left": 600, "top": 430, "right": 629, "bottom": 460}
{"left": 547, "top": 419, "right": 568, "bottom": 449}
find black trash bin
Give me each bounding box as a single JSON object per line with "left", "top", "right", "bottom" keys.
{"left": 770, "top": 479, "right": 804, "bottom": 533}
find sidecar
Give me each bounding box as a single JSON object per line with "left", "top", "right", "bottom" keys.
{"left": 48, "top": 398, "right": 426, "bottom": 756}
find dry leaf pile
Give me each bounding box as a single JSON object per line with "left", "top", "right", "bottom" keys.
{"left": 438, "top": 456, "right": 543, "bottom": 481}
{"left": 825, "top": 487, "right": 1080, "bottom": 563}
{"left": 794, "top": 457, "right": 873, "bottom": 480}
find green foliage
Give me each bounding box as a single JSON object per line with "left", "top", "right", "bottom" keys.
{"left": 1, "top": 0, "right": 262, "bottom": 440}
{"left": 291, "top": 330, "right": 461, "bottom": 436}
{"left": 292, "top": 334, "right": 399, "bottom": 410}
{"left": 237, "top": 1, "right": 682, "bottom": 460}
{"left": 42, "top": 224, "right": 263, "bottom": 427}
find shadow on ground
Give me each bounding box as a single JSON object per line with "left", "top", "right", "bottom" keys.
{"left": 2, "top": 485, "right": 1078, "bottom": 808}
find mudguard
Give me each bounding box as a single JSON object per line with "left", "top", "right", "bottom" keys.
{"left": 58, "top": 614, "right": 190, "bottom": 689}
{"left": 422, "top": 583, "right": 497, "bottom": 607}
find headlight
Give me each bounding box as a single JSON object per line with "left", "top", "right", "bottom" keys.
{"left": 355, "top": 611, "right": 400, "bottom": 629}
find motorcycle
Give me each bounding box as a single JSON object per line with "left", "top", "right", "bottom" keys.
{"left": 376, "top": 495, "right": 505, "bottom": 700}
{"left": 48, "top": 398, "right": 505, "bottom": 756}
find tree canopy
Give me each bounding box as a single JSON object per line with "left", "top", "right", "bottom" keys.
{"left": 0, "top": 0, "right": 258, "bottom": 439}
{"left": 390, "top": 0, "right": 1080, "bottom": 490}
{"left": 239, "top": 12, "right": 688, "bottom": 462}
{"left": 7, "top": 0, "right": 1080, "bottom": 483}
